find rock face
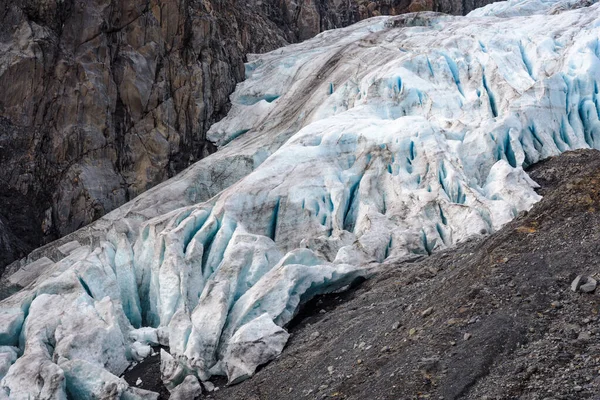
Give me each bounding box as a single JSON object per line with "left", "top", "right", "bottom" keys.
{"left": 0, "top": 0, "right": 497, "bottom": 271}
{"left": 0, "top": 0, "right": 288, "bottom": 268}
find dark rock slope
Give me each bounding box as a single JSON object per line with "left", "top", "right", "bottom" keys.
{"left": 0, "top": 0, "right": 288, "bottom": 266}
{"left": 199, "top": 149, "right": 600, "bottom": 399}
{"left": 0, "top": 0, "right": 495, "bottom": 270}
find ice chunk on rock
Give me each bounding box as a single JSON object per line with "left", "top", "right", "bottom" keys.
{"left": 160, "top": 349, "right": 188, "bottom": 391}
{"left": 223, "top": 313, "right": 289, "bottom": 384}
{"left": 168, "top": 375, "right": 203, "bottom": 400}
{"left": 123, "top": 387, "right": 160, "bottom": 400}
{"left": 131, "top": 341, "right": 153, "bottom": 361}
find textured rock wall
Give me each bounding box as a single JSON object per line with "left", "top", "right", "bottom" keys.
{"left": 0, "top": 0, "right": 288, "bottom": 264}
{"left": 0, "top": 0, "right": 496, "bottom": 269}
{"left": 255, "top": 0, "right": 498, "bottom": 41}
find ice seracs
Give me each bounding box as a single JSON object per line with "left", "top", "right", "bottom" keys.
{"left": 467, "top": 0, "right": 598, "bottom": 17}
{"left": 3, "top": 1, "right": 600, "bottom": 397}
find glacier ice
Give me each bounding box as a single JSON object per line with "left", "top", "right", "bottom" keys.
{"left": 61, "top": 359, "right": 158, "bottom": 400}
{"left": 167, "top": 375, "right": 202, "bottom": 400}
{"left": 467, "top": 0, "right": 598, "bottom": 17}
{"left": 0, "top": 348, "right": 17, "bottom": 381}
{"left": 3, "top": 1, "right": 600, "bottom": 397}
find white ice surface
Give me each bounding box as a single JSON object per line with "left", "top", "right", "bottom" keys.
{"left": 2, "top": 2, "right": 600, "bottom": 397}
{"left": 467, "top": 0, "right": 598, "bottom": 17}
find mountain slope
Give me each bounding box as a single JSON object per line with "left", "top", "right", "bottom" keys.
{"left": 1, "top": 1, "right": 600, "bottom": 398}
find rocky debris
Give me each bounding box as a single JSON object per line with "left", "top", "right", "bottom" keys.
{"left": 571, "top": 275, "right": 585, "bottom": 291}
{"left": 421, "top": 307, "right": 434, "bottom": 317}
{"left": 122, "top": 349, "right": 171, "bottom": 398}
{"left": 571, "top": 275, "right": 597, "bottom": 293}
{"left": 200, "top": 150, "right": 600, "bottom": 399}
{"left": 0, "top": 0, "right": 496, "bottom": 273}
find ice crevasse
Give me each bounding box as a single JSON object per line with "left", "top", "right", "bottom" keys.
{"left": 2, "top": 0, "right": 600, "bottom": 397}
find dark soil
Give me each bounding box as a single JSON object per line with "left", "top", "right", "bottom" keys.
{"left": 122, "top": 347, "right": 171, "bottom": 399}
{"left": 129, "top": 149, "right": 600, "bottom": 399}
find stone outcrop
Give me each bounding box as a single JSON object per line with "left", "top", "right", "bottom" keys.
{"left": 0, "top": 0, "right": 495, "bottom": 272}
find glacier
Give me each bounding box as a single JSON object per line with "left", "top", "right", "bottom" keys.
{"left": 2, "top": 0, "right": 600, "bottom": 397}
